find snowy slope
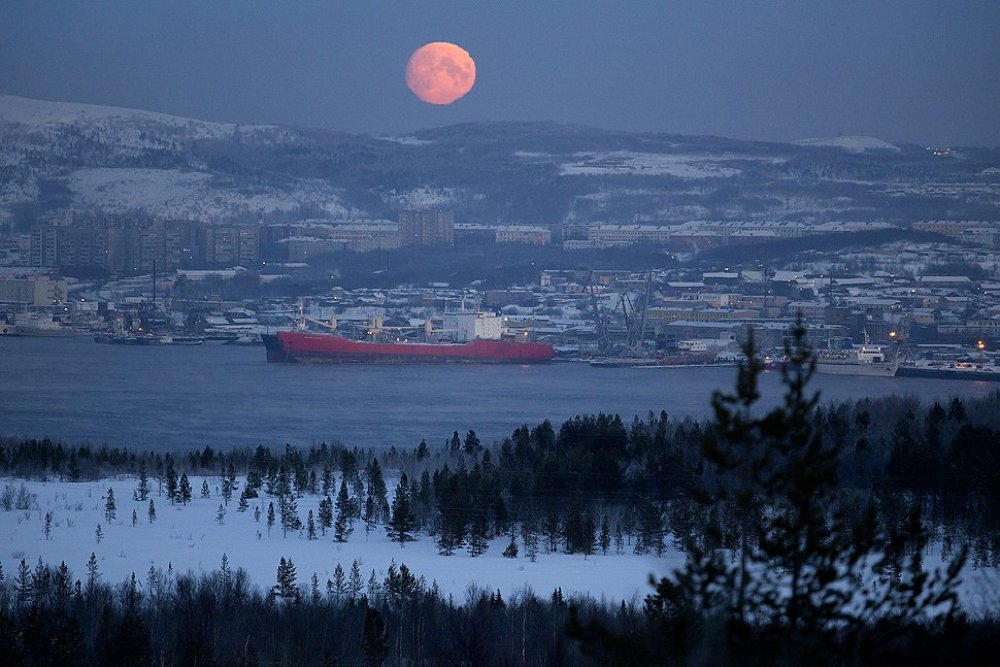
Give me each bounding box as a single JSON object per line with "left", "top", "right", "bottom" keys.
{"left": 1, "top": 477, "right": 673, "bottom": 605}
{"left": 3, "top": 476, "right": 997, "bottom": 615}
{"left": 0, "top": 94, "right": 256, "bottom": 139}
{"left": 794, "top": 135, "right": 901, "bottom": 153}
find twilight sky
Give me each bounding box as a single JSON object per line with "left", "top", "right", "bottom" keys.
{"left": 1, "top": 1, "right": 997, "bottom": 146}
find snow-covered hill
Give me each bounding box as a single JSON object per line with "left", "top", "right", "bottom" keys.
{"left": 794, "top": 135, "right": 901, "bottom": 153}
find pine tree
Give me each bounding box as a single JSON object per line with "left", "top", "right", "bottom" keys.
{"left": 135, "top": 461, "right": 150, "bottom": 501}
{"left": 216, "top": 503, "right": 226, "bottom": 525}
{"left": 254, "top": 504, "right": 262, "bottom": 523}
{"left": 201, "top": 479, "right": 211, "bottom": 498}
{"left": 306, "top": 510, "right": 317, "bottom": 540}
{"left": 463, "top": 429, "right": 481, "bottom": 454}
{"left": 365, "top": 458, "right": 390, "bottom": 523}
{"left": 165, "top": 458, "right": 178, "bottom": 503}
{"left": 310, "top": 572, "right": 321, "bottom": 604}
{"left": 131, "top": 508, "right": 138, "bottom": 527}
{"left": 348, "top": 559, "right": 363, "bottom": 603}
{"left": 502, "top": 529, "right": 519, "bottom": 558}
{"left": 468, "top": 512, "right": 489, "bottom": 557}
{"left": 104, "top": 487, "right": 117, "bottom": 523}
{"left": 363, "top": 494, "right": 378, "bottom": 535}
{"left": 318, "top": 495, "right": 333, "bottom": 535}
{"left": 44, "top": 511, "right": 52, "bottom": 540}
{"left": 147, "top": 498, "right": 156, "bottom": 523}
{"left": 636, "top": 322, "right": 968, "bottom": 662}
{"left": 599, "top": 515, "right": 611, "bottom": 555}
{"left": 279, "top": 492, "right": 300, "bottom": 537}
{"left": 237, "top": 492, "right": 249, "bottom": 512}
{"left": 522, "top": 520, "right": 539, "bottom": 562}
{"left": 15, "top": 559, "right": 31, "bottom": 607}
{"left": 267, "top": 501, "right": 276, "bottom": 536}
{"left": 54, "top": 561, "right": 72, "bottom": 607}
{"left": 334, "top": 479, "right": 355, "bottom": 542}
{"left": 273, "top": 557, "right": 298, "bottom": 602}
{"left": 386, "top": 474, "right": 417, "bottom": 544}
{"left": 86, "top": 552, "right": 99, "bottom": 592}
{"left": 330, "top": 563, "right": 346, "bottom": 603}
{"left": 95, "top": 524, "right": 103, "bottom": 544}
{"left": 178, "top": 473, "right": 192, "bottom": 505}
{"left": 360, "top": 608, "right": 389, "bottom": 667}
{"left": 321, "top": 462, "right": 334, "bottom": 496}
{"left": 222, "top": 463, "right": 238, "bottom": 504}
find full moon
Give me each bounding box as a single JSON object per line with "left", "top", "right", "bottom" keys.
{"left": 405, "top": 42, "right": 476, "bottom": 105}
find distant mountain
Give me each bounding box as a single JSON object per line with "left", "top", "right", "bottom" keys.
{"left": 1, "top": 95, "right": 996, "bottom": 231}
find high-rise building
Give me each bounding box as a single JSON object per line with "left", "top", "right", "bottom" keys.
{"left": 398, "top": 210, "right": 454, "bottom": 246}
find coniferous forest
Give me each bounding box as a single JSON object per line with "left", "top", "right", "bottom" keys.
{"left": 2, "top": 326, "right": 1000, "bottom": 664}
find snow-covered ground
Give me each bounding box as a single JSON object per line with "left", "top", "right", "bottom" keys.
{"left": 794, "top": 135, "right": 901, "bottom": 153}
{"left": 66, "top": 168, "right": 350, "bottom": 221}
{"left": 1, "top": 477, "right": 675, "bottom": 604}
{"left": 560, "top": 152, "right": 743, "bottom": 179}
{"left": 0, "top": 94, "right": 252, "bottom": 140}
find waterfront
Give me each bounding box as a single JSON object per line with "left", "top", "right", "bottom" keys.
{"left": 3, "top": 336, "right": 998, "bottom": 452}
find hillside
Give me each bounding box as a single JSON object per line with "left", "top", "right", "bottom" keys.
{"left": 2, "top": 95, "right": 998, "bottom": 231}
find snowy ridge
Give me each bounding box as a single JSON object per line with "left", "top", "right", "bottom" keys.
{"left": 794, "top": 135, "right": 901, "bottom": 153}
{"left": 0, "top": 94, "right": 268, "bottom": 139}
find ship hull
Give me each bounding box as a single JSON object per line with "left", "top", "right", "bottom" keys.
{"left": 815, "top": 362, "right": 899, "bottom": 377}
{"left": 262, "top": 332, "right": 554, "bottom": 364}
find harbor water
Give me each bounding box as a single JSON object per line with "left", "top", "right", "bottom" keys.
{"left": 2, "top": 336, "right": 998, "bottom": 452}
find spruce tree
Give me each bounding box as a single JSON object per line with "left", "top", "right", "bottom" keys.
{"left": 95, "top": 524, "right": 103, "bottom": 544}
{"left": 135, "top": 461, "right": 149, "bottom": 501}
{"left": 348, "top": 559, "right": 363, "bottom": 603}
{"left": 306, "top": 510, "right": 317, "bottom": 540}
{"left": 331, "top": 563, "right": 346, "bottom": 603}
{"left": 104, "top": 487, "right": 117, "bottom": 523}
{"left": 86, "top": 552, "right": 99, "bottom": 592}
{"left": 165, "top": 458, "right": 178, "bottom": 503}
{"left": 634, "top": 322, "right": 968, "bottom": 663}
{"left": 386, "top": 474, "right": 417, "bottom": 544}
{"left": 318, "top": 495, "right": 333, "bottom": 535}
{"left": 15, "top": 559, "right": 31, "bottom": 607}
{"left": 147, "top": 498, "right": 156, "bottom": 523}
{"left": 178, "top": 474, "right": 192, "bottom": 505}
{"left": 334, "top": 479, "right": 355, "bottom": 542}
{"left": 267, "top": 501, "right": 276, "bottom": 536}
{"left": 502, "top": 529, "right": 519, "bottom": 558}
{"left": 599, "top": 515, "right": 611, "bottom": 555}
{"left": 360, "top": 608, "right": 389, "bottom": 667}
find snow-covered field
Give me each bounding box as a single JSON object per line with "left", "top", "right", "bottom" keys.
{"left": 560, "top": 152, "right": 742, "bottom": 178}
{"left": 1, "top": 477, "right": 674, "bottom": 604}
{"left": 794, "top": 135, "right": 901, "bottom": 153}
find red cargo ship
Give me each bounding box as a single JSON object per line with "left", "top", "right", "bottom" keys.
{"left": 262, "top": 331, "right": 554, "bottom": 364}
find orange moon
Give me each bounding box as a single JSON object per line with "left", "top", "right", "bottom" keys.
{"left": 405, "top": 42, "right": 476, "bottom": 105}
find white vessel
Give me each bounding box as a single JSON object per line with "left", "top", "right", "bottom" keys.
{"left": 14, "top": 310, "right": 80, "bottom": 337}
{"left": 815, "top": 343, "right": 898, "bottom": 377}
